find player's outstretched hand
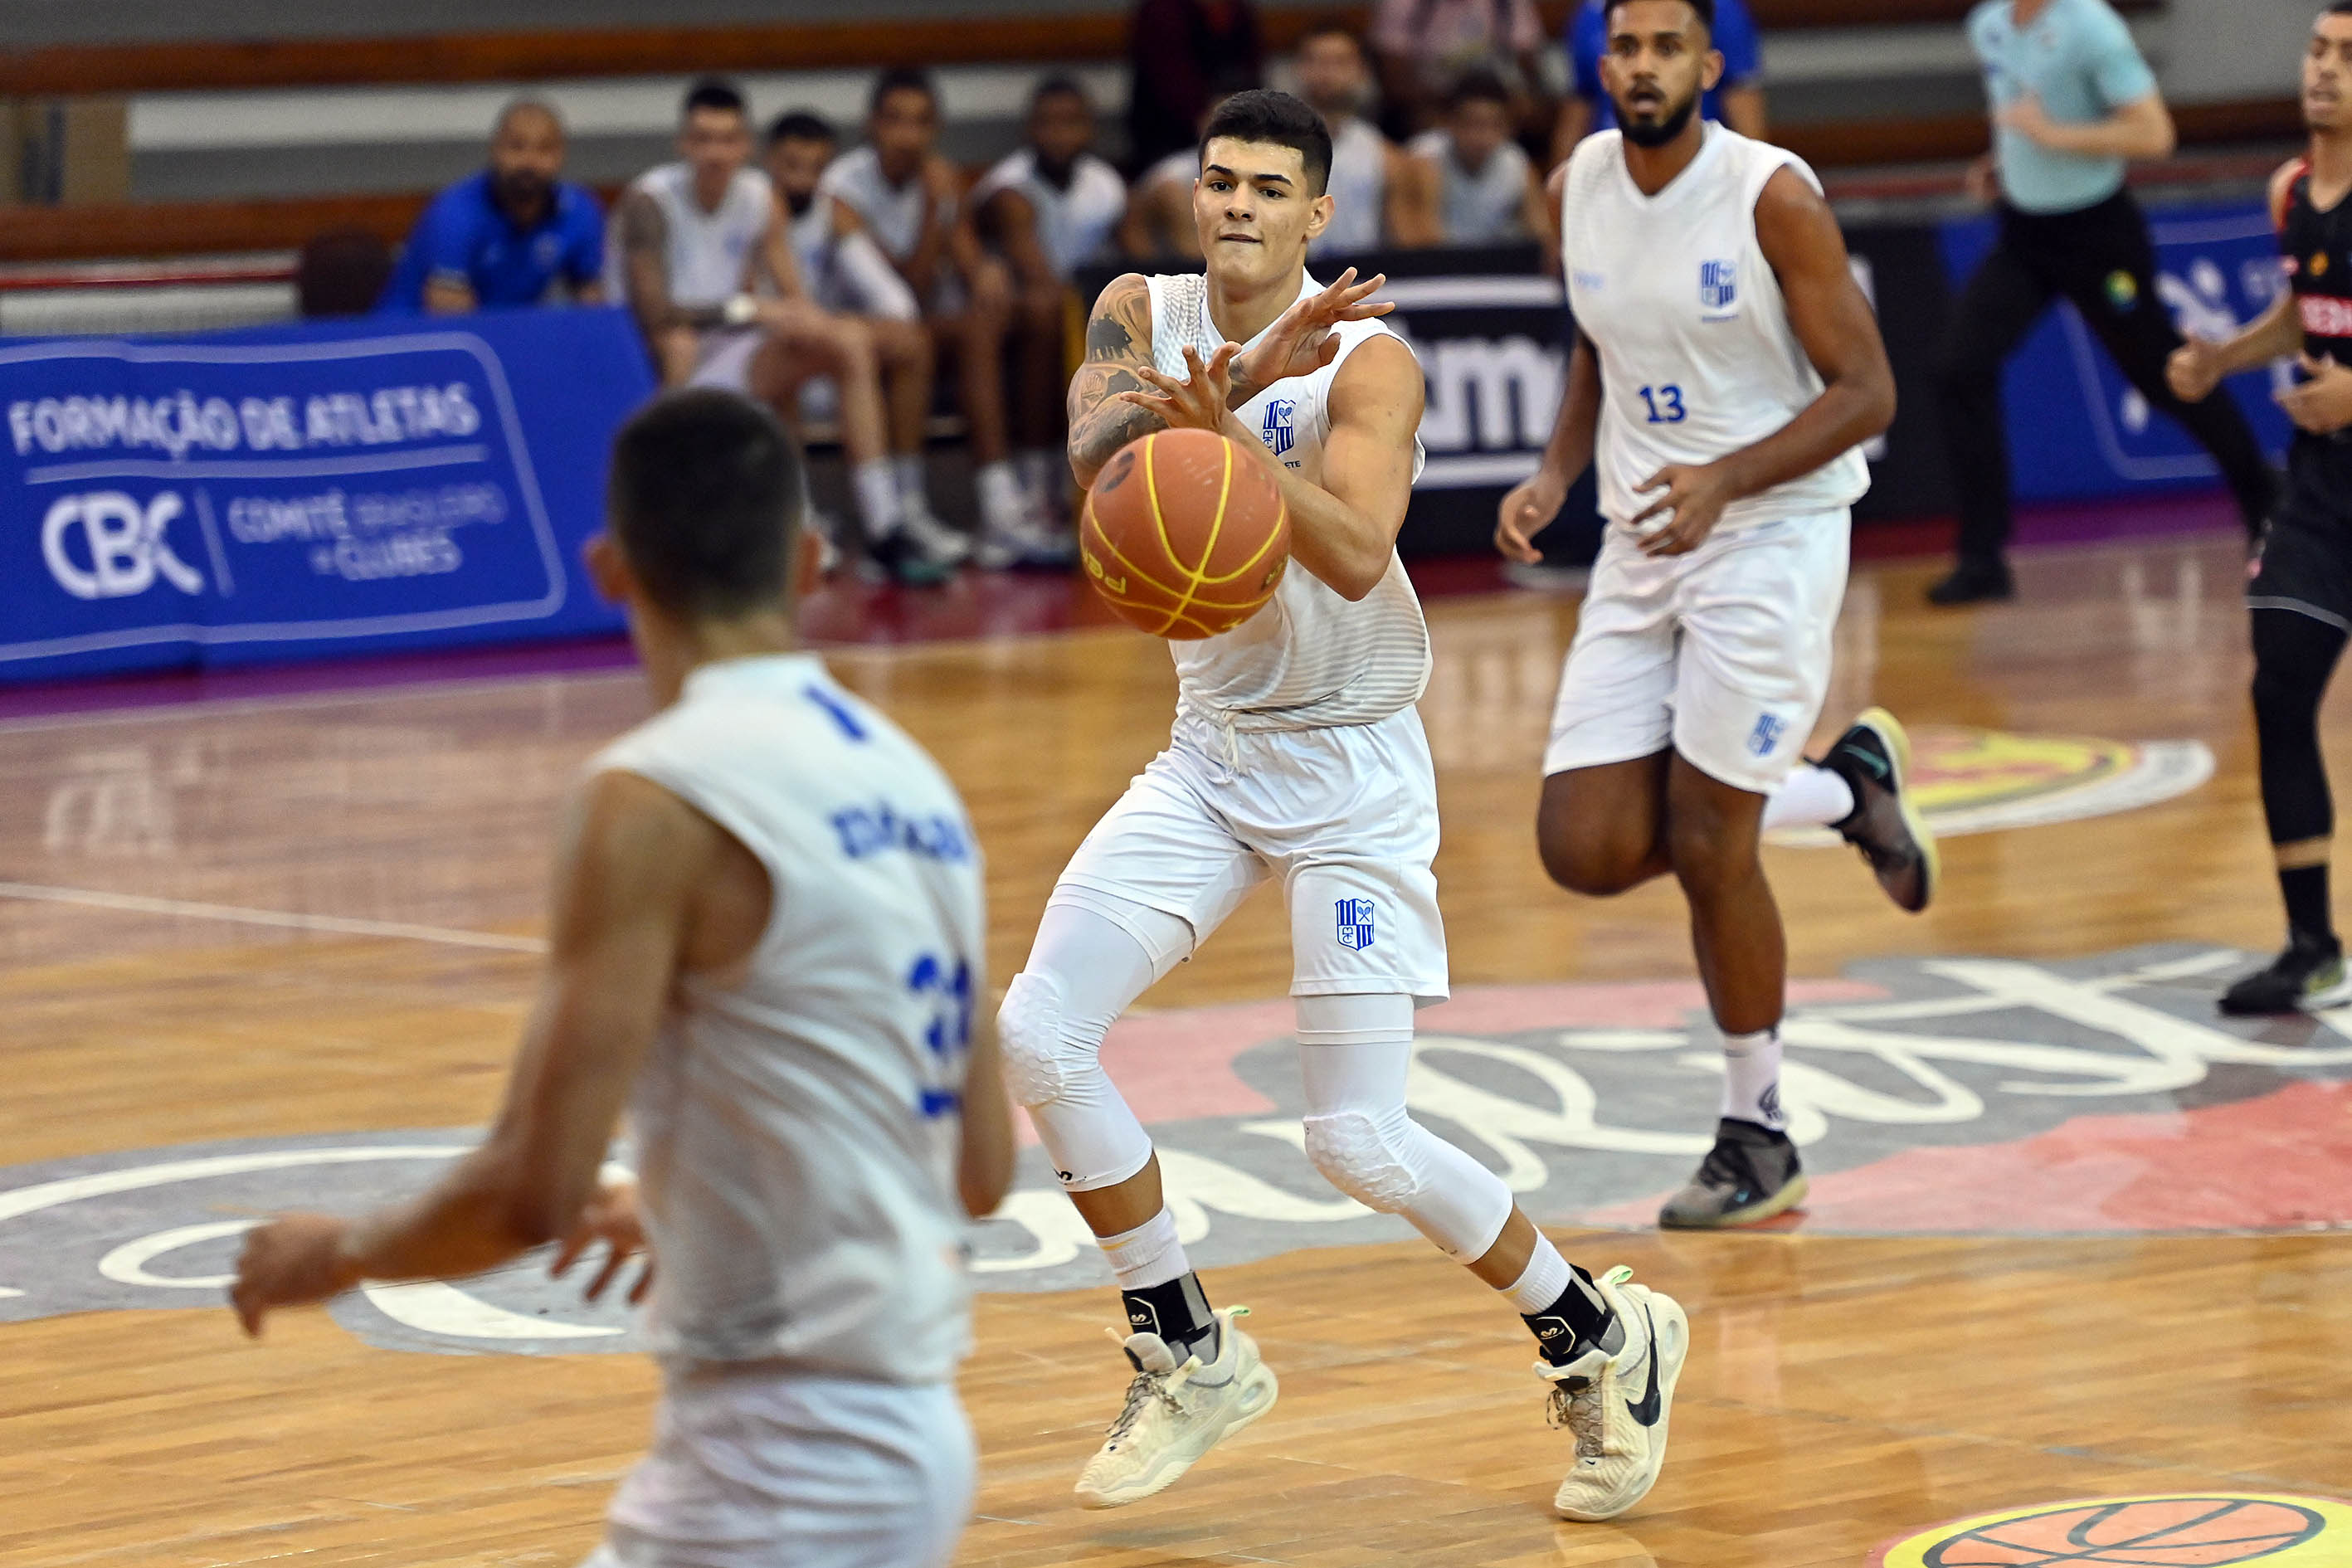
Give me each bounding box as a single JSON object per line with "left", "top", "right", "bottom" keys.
{"left": 2167, "top": 337, "right": 2227, "bottom": 404}
{"left": 1496, "top": 470, "right": 1567, "bottom": 564}
{"left": 1630, "top": 462, "right": 1740, "bottom": 557}
{"left": 1230, "top": 267, "right": 1394, "bottom": 400}
{"left": 551, "top": 1170, "right": 654, "bottom": 1307}
{"left": 230, "top": 1212, "right": 360, "bottom": 1338}
{"left": 1119, "top": 343, "right": 1239, "bottom": 434}
{"left": 2278, "top": 352, "right": 2352, "bottom": 436}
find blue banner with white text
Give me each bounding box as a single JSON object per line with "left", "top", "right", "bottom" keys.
{"left": 0, "top": 307, "right": 654, "bottom": 682}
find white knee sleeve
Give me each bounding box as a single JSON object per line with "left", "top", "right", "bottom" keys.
{"left": 998, "top": 970, "right": 1077, "bottom": 1110}
{"left": 1303, "top": 1103, "right": 1428, "bottom": 1213}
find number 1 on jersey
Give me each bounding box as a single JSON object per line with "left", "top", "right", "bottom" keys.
{"left": 1639, "top": 385, "right": 1687, "bottom": 424}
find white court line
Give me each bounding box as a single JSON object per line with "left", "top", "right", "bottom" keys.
{"left": 0, "top": 880, "right": 546, "bottom": 953}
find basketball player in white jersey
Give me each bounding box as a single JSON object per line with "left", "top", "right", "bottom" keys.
{"left": 1290, "top": 22, "right": 1428, "bottom": 253}
{"left": 1497, "top": 0, "right": 1930, "bottom": 1230}
{"left": 231, "top": 388, "right": 1013, "bottom": 1568}
{"left": 763, "top": 110, "right": 964, "bottom": 562}
{"left": 611, "top": 80, "right": 965, "bottom": 587}
{"left": 1406, "top": 71, "right": 1551, "bottom": 255}
{"left": 1003, "top": 89, "right": 1688, "bottom": 1524}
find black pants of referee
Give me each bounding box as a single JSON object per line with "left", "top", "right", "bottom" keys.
{"left": 1936, "top": 189, "right": 2277, "bottom": 568}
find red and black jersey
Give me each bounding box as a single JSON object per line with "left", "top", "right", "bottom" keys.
{"left": 2282, "top": 161, "right": 2352, "bottom": 363}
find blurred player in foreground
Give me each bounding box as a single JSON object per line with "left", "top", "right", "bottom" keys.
{"left": 231, "top": 389, "right": 1013, "bottom": 1568}
{"left": 2170, "top": 2, "right": 2352, "bottom": 1014}
{"left": 1005, "top": 88, "right": 1688, "bottom": 1523}
{"left": 1499, "top": 0, "right": 1922, "bottom": 1230}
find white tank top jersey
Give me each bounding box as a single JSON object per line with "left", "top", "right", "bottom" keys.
{"left": 786, "top": 196, "right": 836, "bottom": 301}
{"left": 1145, "top": 270, "right": 1432, "bottom": 732}
{"left": 611, "top": 163, "right": 775, "bottom": 310}
{"left": 819, "top": 146, "right": 945, "bottom": 264}
{"left": 590, "top": 654, "right": 986, "bottom": 1384}
{"left": 970, "top": 148, "right": 1127, "bottom": 280}
{"left": 1409, "top": 129, "right": 1531, "bottom": 245}
{"left": 1562, "top": 124, "right": 1871, "bottom": 531}
{"left": 1313, "top": 117, "right": 1390, "bottom": 256}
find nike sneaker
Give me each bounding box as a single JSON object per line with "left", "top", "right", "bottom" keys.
{"left": 1074, "top": 1306, "right": 1278, "bottom": 1509}
{"left": 2220, "top": 931, "right": 2352, "bottom": 1015}
{"left": 1823, "top": 708, "right": 1940, "bottom": 914}
{"left": 1658, "top": 1118, "right": 1809, "bottom": 1230}
{"left": 1543, "top": 1266, "right": 1690, "bottom": 1522}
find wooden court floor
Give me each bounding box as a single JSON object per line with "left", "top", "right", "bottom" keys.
{"left": 2, "top": 533, "right": 2350, "bottom": 1567}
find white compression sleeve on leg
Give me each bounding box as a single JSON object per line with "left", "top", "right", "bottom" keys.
{"left": 997, "top": 896, "right": 1193, "bottom": 1192}
{"left": 1760, "top": 763, "right": 1856, "bottom": 832}
{"left": 1295, "top": 994, "right": 1515, "bottom": 1263}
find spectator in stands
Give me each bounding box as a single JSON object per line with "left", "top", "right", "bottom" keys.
{"left": 765, "top": 110, "right": 966, "bottom": 567}
{"left": 608, "top": 79, "right": 961, "bottom": 586}
{"left": 1405, "top": 71, "right": 1551, "bottom": 253}
{"left": 1127, "top": 0, "right": 1264, "bottom": 174}
{"left": 971, "top": 79, "right": 1126, "bottom": 558}
{"left": 382, "top": 100, "right": 604, "bottom": 313}
{"left": 1371, "top": 0, "right": 1551, "bottom": 139}
{"left": 822, "top": 69, "right": 1067, "bottom": 567}
{"left": 1119, "top": 82, "right": 1252, "bottom": 261}
{"left": 1553, "top": 0, "right": 1765, "bottom": 161}
{"left": 1928, "top": 0, "right": 2278, "bottom": 605}
{"left": 1291, "top": 22, "right": 1430, "bottom": 252}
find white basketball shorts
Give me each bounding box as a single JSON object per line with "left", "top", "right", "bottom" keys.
{"left": 1542, "top": 509, "right": 1851, "bottom": 796}
{"left": 1052, "top": 705, "right": 1450, "bottom": 1005}
{"left": 686, "top": 330, "right": 763, "bottom": 394}
{"left": 580, "top": 1368, "right": 974, "bottom": 1568}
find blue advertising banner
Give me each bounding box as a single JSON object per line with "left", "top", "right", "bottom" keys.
{"left": 0, "top": 307, "right": 655, "bottom": 683}
{"left": 1940, "top": 199, "right": 2294, "bottom": 504}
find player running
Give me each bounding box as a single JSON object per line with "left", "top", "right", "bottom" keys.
{"left": 2170, "top": 2, "right": 2352, "bottom": 1014}
{"left": 1002, "top": 88, "right": 1687, "bottom": 1523}
{"left": 1497, "top": 0, "right": 1923, "bottom": 1230}
{"left": 231, "top": 389, "right": 1012, "bottom": 1568}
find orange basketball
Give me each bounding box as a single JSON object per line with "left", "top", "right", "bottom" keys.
{"left": 1080, "top": 427, "right": 1290, "bottom": 640}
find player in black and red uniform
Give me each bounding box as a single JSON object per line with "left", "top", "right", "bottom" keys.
{"left": 2169, "top": 0, "right": 2352, "bottom": 1013}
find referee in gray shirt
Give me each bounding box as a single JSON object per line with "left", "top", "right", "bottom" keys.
{"left": 1931, "top": 0, "right": 2279, "bottom": 605}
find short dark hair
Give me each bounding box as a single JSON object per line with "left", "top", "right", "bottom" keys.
{"left": 1031, "top": 75, "right": 1092, "bottom": 112}
{"left": 1447, "top": 67, "right": 1513, "bottom": 111}
{"left": 683, "top": 77, "right": 747, "bottom": 123}
{"left": 1200, "top": 90, "right": 1333, "bottom": 197}
{"left": 494, "top": 97, "right": 562, "bottom": 139}
{"left": 870, "top": 66, "right": 938, "bottom": 116}
{"left": 2332, "top": 2, "right": 2352, "bottom": 16}
{"left": 1603, "top": 0, "right": 1717, "bottom": 37}
{"left": 767, "top": 109, "right": 835, "bottom": 148}
{"left": 607, "top": 390, "right": 802, "bottom": 620}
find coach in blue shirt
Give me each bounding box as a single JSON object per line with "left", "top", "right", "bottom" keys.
{"left": 382, "top": 100, "right": 606, "bottom": 314}
{"left": 1552, "top": 0, "right": 1764, "bottom": 160}
{"left": 1929, "top": 0, "right": 2277, "bottom": 603}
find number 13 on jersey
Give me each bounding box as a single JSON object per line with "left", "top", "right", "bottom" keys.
{"left": 1639, "top": 385, "right": 1688, "bottom": 424}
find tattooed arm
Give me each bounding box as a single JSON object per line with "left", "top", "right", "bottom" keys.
{"left": 1066, "top": 273, "right": 1163, "bottom": 489}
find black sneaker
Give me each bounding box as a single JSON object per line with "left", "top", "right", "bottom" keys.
{"left": 864, "top": 528, "right": 958, "bottom": 588}
{"left": 1822, "top": 708, "right": 1940, "bottom": 914}
{"left": 1658, "top": 1118, "right": 1809, "bottom": 1230}
{"left": 2219, "top": 931, "right": 2352, "bottom": 1016}
{"left": 1926, "top": 559, "right": 2014, "bottom": 606}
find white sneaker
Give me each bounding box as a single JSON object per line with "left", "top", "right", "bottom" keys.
{"left": 1074, "top": 1307, "right": 1278, "bottom": 1509}
{"left": 1542, "top": 1267, "right": 1689, "bottom": 1522}
{"left": 976, "top": 505, "right": 1077, "bottom": 571}
{"left": 899, "top": 495, "right": 973, "bottom": 567}
{"left": 806, "top": 508, "right": 846, "bottom": 577}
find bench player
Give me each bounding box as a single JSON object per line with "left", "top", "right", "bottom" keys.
{"left": 231, "top": 389, "right": 1012, "bottom": 1568}
{"left": 1497, "top": 0, "right": 1922, "bottom": 1230}
{"left": 1000, "top": 89, "right": 1688, "bottom": 1524}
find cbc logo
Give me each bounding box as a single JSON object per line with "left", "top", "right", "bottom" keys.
{"left": 41, "top": 491, "right": 205, "bottom": 601}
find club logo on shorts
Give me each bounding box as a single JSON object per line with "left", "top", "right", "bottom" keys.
{"left": 1748, "top": 713, "right": 1786, "bottom": 757}
{"left": 1700, "top": 261, "right": 1738, "bottom": 312}
{"left": 1261, "top": 399, "right": 1298, "bottom": 459}
{"left": 1336, "top": 898, "right": 1376, "bottom": 952}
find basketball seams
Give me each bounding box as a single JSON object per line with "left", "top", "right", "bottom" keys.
{"left": 1083, "top": 427, "right": 1289, "bottom": 638}
{"left": 1154, "top": 436, "right": 1233, "bottom": 636}
{"left": 1083, "top": 489, "right": 1191, "bottom": 605}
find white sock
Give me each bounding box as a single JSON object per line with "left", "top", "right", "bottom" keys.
{"left": 1016, "top": 447, "right": 1054, "bottom": 494}
{"left": 1098, "top": 1207, "right": 1189, "bottom": 1292}
{"left": 892, "top": 452, "right": 929, "bottom": 506}
{"left": 853, "top": 460, "right": 904, "bottom": 541}
{"left": 1761, "top": 763, "right": 1856, "bottom": 832}
{"left": 976, "top": 460, "right": 1026, "bottom": 530}
{"left": 1721, "top": 1028, "right": 1788, "bottom": 1129}
{"left": 1502, "top": 1237, "right": 1573, "bottom": 1313}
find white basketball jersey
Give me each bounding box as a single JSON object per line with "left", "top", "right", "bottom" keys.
{"left": 1410, "top": 129, "right": 1531, "bottom": 246}
{"left": 610, "top": 163, "right": 773, "bottom": 310}
{"left": 971, "top": 148, "right": 1127, "bottom": 280}
{"left": 787, "top": 194, "right": 835, "bottom": 295}
{"left": 1563, "top": 124, "right": 1871, "bottom": 531}
{"left": 1146, "top": 270, "right": 1431, "bottom": 732}
{"left": 591, "top": 654, "right": 985, "bottom": 1383}
{"left": 1314, "top": 118, "right": 1390, "bottom": 256}
{"left": 819, "top": 146, "right": 942, "bottom": 265}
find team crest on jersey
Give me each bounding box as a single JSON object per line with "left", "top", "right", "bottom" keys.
{"left": 1749, "top": 713, "right": 1786, "bottom": 757}
{"left": 1261, "top": 399, "right": 1298, "bottom": 458}
{"left": 1700, "top": 261, "right": 1738, "bottom": 312}
{"left": 1336, "top": 898, "right": 1376, "bottom": 951}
